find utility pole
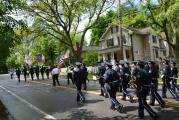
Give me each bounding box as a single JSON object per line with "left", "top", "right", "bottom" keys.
{"left": 118, "top": 0, "right": 123, "bottom": 60}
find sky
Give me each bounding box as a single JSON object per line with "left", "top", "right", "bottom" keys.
{"left": 11, "top": 0, "right": 125, "bottom": 45}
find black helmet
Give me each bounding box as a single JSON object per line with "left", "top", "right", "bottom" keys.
{"left": 171, "top": 61, "right": 176, "bottom": 65}
{"left": 105, "top": 62, "right": 113, "bottom": 66}
{"left": 137, "top": 61, "right": 145, "bottom": 68}
{"left": 148, "top": 61, "right": 155, "bottom": 65}
{"left": 75, "top": 62, "right": 82, "bottom": 66}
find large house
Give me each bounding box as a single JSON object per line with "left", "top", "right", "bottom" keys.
{"left": 97, "top": 24, "right": 170, "bottom": 65}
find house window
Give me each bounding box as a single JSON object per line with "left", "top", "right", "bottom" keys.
{"left": 163, "top": 51, "right": 166, "bottom": 56}
{"left": 111, "top": 27, "right": 113, "bottom": 34}
{"left": 107, "top": 38, "right": 114, "bottom": 47}
{"left": 152, "top": 35, "right": 157, "bottom": 43}
{"left": 115, "top": 26, "right": 118, "bottom": 33}
{"left": 122, "top": 35, "right": 127, "bottom": 45}
{"left": 155, "top": 50, "right": 159, "bottom": 58}
{"left": 135, "top": 50, "right": 139, "bottom": 54}
{"left": 117, "top": 36, "right": 120, "bottom": 46}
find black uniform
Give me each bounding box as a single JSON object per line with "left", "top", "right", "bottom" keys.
{"left": 162, "top": 61, "right": 178, "bottom": 99}
{"left": 120, "top": 64, "right": 133, "bottom": 101}
{"left": 104, "top": 63, "right": 123, "bottom": 112}
{"left": 35, "top": 66, "right": 40, "bottom": 80}
{"left": 97, "top": 63, "right": 107, "bottom": 96}
{"left": 22, "top": 67, "right": 27, "bottom": 82}
{"left": 148, "top": 61, "right": 165, "bottom": 107}
{"left": 67, "top": 66, "right": 74, "bottom": 85}
{"left": 115, "top": 65, "right": 122, "bottom": 92}
{"left": 135, "top": 61, "right": 158, "bottom": 119}
{"left": 45, "top": 67, "right": 50, "bottom": 79}
{"left": 73, "top": 62, "right": 85, "bottom": 103}
{"left": 16, "top": 68, "right": 21, "bottom": 82}
{"left": 171, "top": 63, "right": 179, "bottom": 92}
{"left": 29, "top": 67, "right": 34, "bottom": 80}
{"left": 82, "top": 64, "right": 88, "bottom": 90}
{"left": 40, "top": 66, "right": 45, "bottom": 80}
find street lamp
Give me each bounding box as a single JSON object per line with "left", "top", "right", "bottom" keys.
{"left": 129, "top": 30, "right": 134, "bottom": 61}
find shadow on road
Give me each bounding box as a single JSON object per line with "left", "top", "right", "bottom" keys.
{"left": 61, "top": 106, "right": 179, "bottom": 120}
{"left": 0, "top": 100, "right": 14, "bottom": 120}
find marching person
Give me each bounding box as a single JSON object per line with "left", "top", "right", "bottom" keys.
{"left": 29, "top": 66, "right": 34, "bottom": 80}
{"left": 35, "top": 65, "right": 40, "bottom": 80}
{"left": 115, "top": 62, "right": 122, "bottom": 92}
{"left": 40, "top": 66, "right": 45, "bottom": 80}
{"left": 67, "top": 65, "right": 74, "bottom": 85}
{"left": 97, "top": 62, "right": 107, "bottom": 97}
{"left": 51, "top": 65, "right": 60, "bottom": 86}
{"left": 119, "top": 60, "right": 133, "bottom": 102}
{"left": 81, "top": 63, "right": 88, "bottom": 90}
{"left": 103, "top": 62, "right": 123, "bottom": 112}
{"left": 16, "top": 68, "right": 21, "bottom": 83}
{"left": 148, "top": 61, "right": 165, "bottom": 107}
{"left": 171, "top": 61, "right": 179, "bottom": 93}
{"left": 135, "top": 61, "right": 158, "bottom": 119}
{"left": 162, "top": 59, "right": 178, "bottom": 99}
{"left": 22, "top": 66, "right": 27, "bottom": 82}
{"left": 45, "top": 66, "right": 50, "bottom": 79}
{"left": 73, "top": 62, "right": 85, "bottom": 103}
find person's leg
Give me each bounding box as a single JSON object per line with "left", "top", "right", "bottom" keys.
{"left": 142, "top": 95, "right": 158, "bottom": 118}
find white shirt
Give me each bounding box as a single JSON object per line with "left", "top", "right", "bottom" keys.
{"left": 51, "top": 68, "right": 59, "bottom": 75}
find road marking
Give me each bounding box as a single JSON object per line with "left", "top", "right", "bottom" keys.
{"left": 0, "top": 85, "right": 56, "bottom": 120}
{"left": 30, "top": 81, "right": 179, "bottom": 108}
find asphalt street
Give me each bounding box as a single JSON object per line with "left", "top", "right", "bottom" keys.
{"left": 0, "top": 74, "right": 179, "bottom": 120}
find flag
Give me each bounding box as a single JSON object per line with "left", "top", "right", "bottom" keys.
{"left": 41, "top": 54, "right": 45, "bottom": 63}
{"left": 58, "top": 59, "right": 64, "bottom": 71}
{"left": 36, "top": 55, "right": 45, "bottom": 63}
{"left": 24, "top": 55, "right": 32, "bottom": 65}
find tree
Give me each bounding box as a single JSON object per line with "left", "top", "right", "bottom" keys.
{"left": 0, "top": 0, "right": 26, "bottom": 73}
{"left": 24, "top": 0, "right": 115, "bottom": 61}
{"left": 83, "top": 51, "right": 98, "bottom": 66}
{"left": 138, "top": 0, "right": 179, "bottom": 64}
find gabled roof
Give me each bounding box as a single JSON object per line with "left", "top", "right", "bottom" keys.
{"left": 99, "top": 23, "right": 132, "bottom": 41}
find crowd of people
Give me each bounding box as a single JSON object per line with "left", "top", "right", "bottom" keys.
{"left": 96, "top": 59, "right": 178, "bottom": 120}
{"left": 12, "top": 65, "right": 51, "bottom": 83}
{"left": 9, "top": 58, "right": 178, "bottom": 120}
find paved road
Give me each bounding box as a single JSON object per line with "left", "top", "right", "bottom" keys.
{"left": 0, "top": 74, "right": 179, "bottom": 120}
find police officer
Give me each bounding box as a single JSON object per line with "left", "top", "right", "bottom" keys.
{"left": 119, "top": 60, "right": 133, "bottom": 102}
{"left": 81, "top": 63, "right": 88, "bottom": 90}
{"left": 135, "top": 61, "right": 158, "bottom": 119}
{"left": 35, "top": 65, "right": 40, "bottom": 80}
{"left": 45, "top": 66, "right": 50, "bottom": 79}
{"left": 73, "top": 62, "right": 85, "bottom": 103}
{"left": 67, "top": 65, "right": 74, "bottom": 85}
{"left": 162, "top": 59, "right": 178, "bottom": 99}
{"left": 171, "top": 61, "right": 179, "bottom": 92}
{"left": 103, "top": 62, "right": 123, "bottom": 112}
{"left": 115, "top": 62, "right": 122, "bottom": 92}
{"left": 148, "top": 61, "right": 165, "bottom": 107}
{"left": 16, "top": 68, "right": 21, "bottom": 82}
{"left": 40, "top": 66, "right": 45, "bottom": 80}
{"left": 22, "top": 66, "right": 27, "bottom": 82}
{"left": 29, "top": 66, "right": 34, "bottom": 80}
{"left": 97, "top": 62, "right": 107, "bottom": 97}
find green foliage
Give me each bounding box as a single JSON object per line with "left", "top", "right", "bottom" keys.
{"left": 83, "top": 51, "right": 98, "bottom": 66}
{"left": 90, "top": 10, "right": 117, "bottom": 45}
